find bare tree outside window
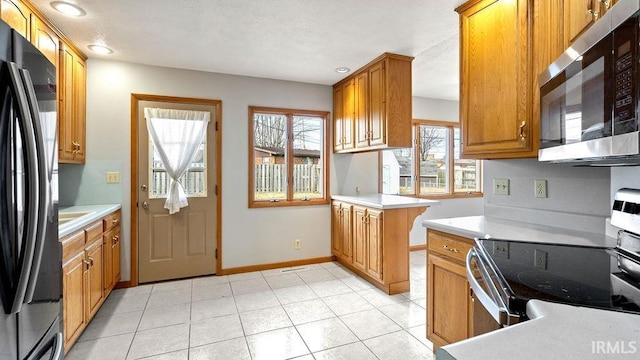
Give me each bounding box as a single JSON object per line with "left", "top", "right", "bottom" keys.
{"left": 419, "top": 126, "right": 445, "bottom": 161}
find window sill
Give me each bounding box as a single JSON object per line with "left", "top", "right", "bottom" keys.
{"left": 249, "top": 198, "right": 330, "bottom": 208}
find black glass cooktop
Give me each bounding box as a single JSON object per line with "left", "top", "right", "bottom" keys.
{"left": 477, "top": 239, "right": 640, "bottom": 314}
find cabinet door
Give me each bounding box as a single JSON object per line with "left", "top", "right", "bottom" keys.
{"left": 365, "top": 209, "right": 383, "bottom": 281}
{"left": 112, "top": 228, "right": 121, "bottom": 284}
{"left": 72, "top": 54, "right": 86, "bottom": 162}
{"left": 427, "top": 253, "right": 471, "bottom": 349}
{"left": 341, "top": 80, "right": 355, "bottom": 151}
{"left": 333, "top": 86, "right": 344, "bottom": 152}
{"left": 354, "top": 71, "right": 369, "bottom": 148}
{"left": 352, "top": 206, "right": 367, "bottom": 272}
{"left": 331, "top": 202, "right": 344, "bottom": 257}
{"left": 85, "top": 239, "right": 104, "bottom": 320}
{"left": 30, "top": 16, "right": 59, "bottom": 67}
{"left": 62, "top": 252, "right": 85, "bottom": 350}
{"left": 340, "top": 204, "right": 353, "bottom": 261}
{"left": 458, "top": 0, "right": 533, "bottom": 158}
{"left": 1, "top": 0, "right": 31, "bottom": 39}
{"left": 59, "top": 44, "right": 86, "bottom": 163}
{"left": 565, "top": 0, "right": 599, "bottom": 45}
{"left": 368, "top": 61, "right": 386, "bottom": 147}
{"left": 103, "top": 233, "right": 113, "bottom": 295}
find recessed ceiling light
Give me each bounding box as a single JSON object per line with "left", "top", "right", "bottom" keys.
{"left": 50, "top": 1, "right": 86, "bottom": 17}
{"left": 88, "top": 44, "right": 113, "bottom": 55}
{"left": 335, "top": 67, "right": 351, "bottom": 74}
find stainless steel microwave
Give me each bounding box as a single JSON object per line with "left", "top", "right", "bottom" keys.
{"left": 539, "top": 0, "right": 640, "bottom": 165}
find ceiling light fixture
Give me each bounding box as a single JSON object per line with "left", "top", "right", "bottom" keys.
{"left": 50, "top": 1, "right": 86, "bottom": 17}
{"left": 335, "top": 67, "right": 351, "bottom": 74}
{"left": 88, "top": 44, "right": 113, "bottom": 55}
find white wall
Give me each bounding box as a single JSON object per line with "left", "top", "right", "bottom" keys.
{"left": 483, "top": 159, "right": 611, "bottom": 234}
{"left": 59, "top": 59, "right": 334, "bottom": 281}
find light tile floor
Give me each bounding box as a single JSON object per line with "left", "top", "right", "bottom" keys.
{"left": 67, "top": 251, "right": 433, "bottom": 360}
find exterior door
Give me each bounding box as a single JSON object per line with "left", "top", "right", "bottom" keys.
{"left": 137, "top": 99, "right": 218, "bottom": 283}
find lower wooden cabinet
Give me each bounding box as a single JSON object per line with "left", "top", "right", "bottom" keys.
{"left": 103, "top": 210, "right": 121, "bottom": 294}
{"left": 60, "top": 209, "right": 121, "bottom": 353}
{"left": 426, "top": 229, "right": 499, "bottom": 351}
{"left": 331, "top": 202, "right": 353, "bottom": 263}
{"left": 61, "top": 232, "right": 86, "bottom": 351}
{"left": 331, "top": 200, "right": 426, "bottom": 294}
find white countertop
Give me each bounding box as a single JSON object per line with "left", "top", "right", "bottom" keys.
{"left": 331, "top": 194, "right": 439, "bottom": 209}
{"left": 437, "top": 300, "right": 640, "bottom": 360}
{"left": 423, "top": 215, "right": 617, "bottom": 248}
{"left": 59, "top": 204, "right": 122, "bottom": 238}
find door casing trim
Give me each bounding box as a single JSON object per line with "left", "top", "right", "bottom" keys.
{"left": 127, "top": 93, "right": 223, "bottom": 287}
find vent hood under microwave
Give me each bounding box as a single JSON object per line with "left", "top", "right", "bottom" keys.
{"left": 538, "top": 0, "right": 640, "bottom": 166}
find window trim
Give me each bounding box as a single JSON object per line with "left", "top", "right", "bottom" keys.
{"left": 248, "top": 106, "right": 330, "bottom": 208}
{"left": 378, "top": 119, "right": 483, "bottom": 199}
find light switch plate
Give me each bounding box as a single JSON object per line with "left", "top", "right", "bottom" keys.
{"left": 106, "top": 171, "right": 120, "bottom": 184}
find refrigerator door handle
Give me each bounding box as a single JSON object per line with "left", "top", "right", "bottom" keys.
{"left": 19, "top": 68, "right": 49, "bottom": 304}
{"left": 5, "top": 61, "right": 40, "bottom": 314}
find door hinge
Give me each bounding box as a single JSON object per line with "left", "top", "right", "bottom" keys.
{"left": 215, "top": 121, "right": 219, "bottom": 131}
{"left": 215, "top": 248, "right": 218, "bottom": 259}
{"left": 215, "top": 185, "right": 218, "bottom": 195}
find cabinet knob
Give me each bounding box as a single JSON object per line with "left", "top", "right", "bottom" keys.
{"left": 588, "top": 8, "right": 600, "bottom": 20}
{"left": 112, "top": 235, "right": 120, "bottom": 244}
{"left": 599, "top": 0, "right": 611, "bottom": 10}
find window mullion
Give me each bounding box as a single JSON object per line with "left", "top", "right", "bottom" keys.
{"left": 286, "top": 113, "right": 294, "bottom": 201}
{"left": 413, "top": 123, "right": 420, "bottom": 195}
{"left": 448, "top": 126, "right": 455, "bottom": 195}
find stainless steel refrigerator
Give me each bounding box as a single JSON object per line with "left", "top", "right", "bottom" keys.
{"left": 0, "top": 18, "right": 62, "bottom": 360}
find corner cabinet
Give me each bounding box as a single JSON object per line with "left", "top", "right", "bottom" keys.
{"left": 456, "top": 0, "right": 535, "bottom": 159}
{"left": 331, "top": 199, "right": 427, "bottom": 294}
{"left": 426, "top": 229, "right": 499, "bottom": 351}
{"left": 333, "top": 53, "right": 413, "bottom": 153}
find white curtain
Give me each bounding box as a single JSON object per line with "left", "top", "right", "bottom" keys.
{"left": 144, "top": 108, "right": 210, "bottom": 214}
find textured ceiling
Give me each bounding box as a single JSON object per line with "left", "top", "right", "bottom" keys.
{"left": 29, "top": 0, "right": 465, "bottom": 100}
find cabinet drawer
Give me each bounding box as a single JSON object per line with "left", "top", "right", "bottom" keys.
{"left": 103, "top": 210, "right": 121, "bottom": 232}
{"left": 85, "top": 221, "right": 102, "bottom": 243}
{"left": 61, "top": 230, "right": 85, "bottom": 263}
{"left": 103, "top": 226, "right": 120, "bottom": 246}
{"left": 427, "top": 230, "right": 474, "bottom": 263}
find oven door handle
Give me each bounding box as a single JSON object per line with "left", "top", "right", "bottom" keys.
{"left": 466, "top": 248, "right": 512, "bottom": 326}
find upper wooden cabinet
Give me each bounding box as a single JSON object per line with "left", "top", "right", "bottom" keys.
{"left": 59, "top": 43, "right": 86, "bottom": 163}
{"left": 456, "top": 0, "right": 535, "bottom": 159}
{"left": 564, "top": 0, "right": 618, "bottom": 46}
{"left": 333, "top": 80, "right": 356, "bottom": 152}
{"left": 333, "top": 53, "right": 413, "bottom": 153}
{"left": 30, "top": 16, "right": 59, "bottom": 67}
{"left": 1, "top": 0, "right": 31, "bottom": 39}
{"left": 0, "top": 0, "right": 87, "bottom": 164}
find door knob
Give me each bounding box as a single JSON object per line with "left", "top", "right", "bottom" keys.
{"left": 141, "top": 201, "right": 149, "bottom": 209}
{"left": 141, "top": 184, "right": 148, "bottom": 191}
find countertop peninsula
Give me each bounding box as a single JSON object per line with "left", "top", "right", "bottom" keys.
{"left": 331, "top": 193, "right": 439, "bottom": 209}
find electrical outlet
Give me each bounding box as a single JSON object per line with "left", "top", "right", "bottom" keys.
{"left": 295, "top": 239, "right": 301, "bottom": 250}
{"left": 493, "top": 241, "right": 509, "bottom": 259}
{"left": 534, "top": 249, "right": 547, "bottom": 270}
{"left": 106, "top": 171, "right": 120, "bottom": 184}
{"left": 535, "top": 179, "right": 547, "bottom": 198}
{"left": 493, "top": 178, "right": 509, "bottom": 196}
